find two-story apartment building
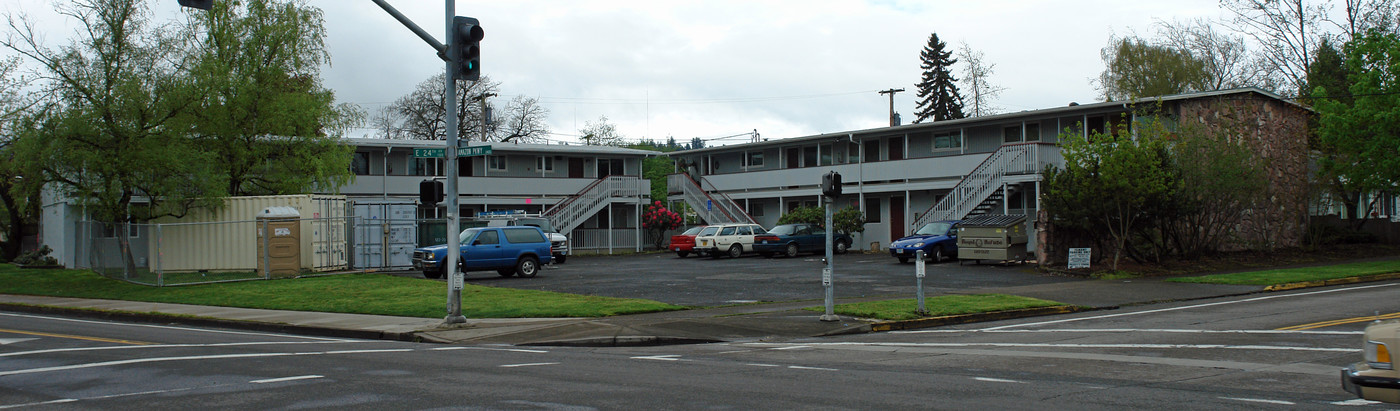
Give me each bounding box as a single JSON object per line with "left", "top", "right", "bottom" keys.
{"left": 666, "top": 87, "right": 1310, "bottom": 254}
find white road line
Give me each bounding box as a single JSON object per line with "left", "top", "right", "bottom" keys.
{"left": 746, "top": 363, "right": 781, "bottom": 367}
{"left": 787, "top": 365, "right": 838, "bottom": 371}
{"left": 0, "top": 312, "right": 354, "bottom": 341}
{"left": 250, "top": 375, "right": 324, "bottom": 384}
{"left": 1219, "top": 396, "right": 1295, "bottom": 405}
{"left": 974, "top": 377, "right": 1024, "bottom": 384}
{"left": 896, "top": 328, "right": 1362, "bottom": 335}
{"left": 1332, "top": 398, "right": 1382, "bottom": 406}
{"left": 980, "top": 283, "right": 1400, "bottom": 331}
{"left": 755, "top": 342, "right": 1358, "bottom": 353}
{"left": 631, "top": 354, "right": 684, "bottom": 361}
{"left": 772, "top": 345, "right": 810, "bottom": 350}
{"left": 0, "top": 348, "right": 418, "bottom": 377}
{"left": 431, "top": 346, "right": 548, "bottom": 353}
{"left": 499, "top": 362, "right": 559, "bottom": 368}
{"left": 0, "top": 338, "right": 37, "bottom": 345}
{"left": 0, "top": 340, "right": 365, "bottom": 358}
{"left": 0, "top": 398, "right": 79, "bottom": 409}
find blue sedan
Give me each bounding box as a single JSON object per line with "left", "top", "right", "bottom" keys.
{"left": 890, "top": 220, "right": 959, "bottom": 263}
{"left": 753, "top": 223, "right": 852, "bottom": 257}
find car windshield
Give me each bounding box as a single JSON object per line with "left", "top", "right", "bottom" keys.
{"left": 681, "top": 226, "right": 704, "bottom": 236}
{"left": 698, "top": 226, "right": 719, "bottom": 236}
{"left": 458, "top": 228, "right": 485, "bottom": 243}
{"left": 914, "top": 222, "right": 953, "bottom": 236}
{"left": 767, "top": 225, "right": 796, "bottom": 236}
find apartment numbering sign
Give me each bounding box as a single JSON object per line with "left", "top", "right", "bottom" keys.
{"left": 413, "top": 146, "right": 493, "bottom": 158}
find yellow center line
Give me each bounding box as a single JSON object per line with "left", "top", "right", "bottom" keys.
{"left": 1277, "top": 312, "right": 1400, "bottom": 331}
{"left": 0, "top": 328, "right": 154, "bottom": 345}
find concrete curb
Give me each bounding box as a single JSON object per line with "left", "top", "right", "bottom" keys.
{"left": 868, "top": 305, "right": 1087, "bottom": 332}
{"left": 1262, "top": 272, "right": 1400, "bottom": 292}
{"left": 0, "top": 302, "right": 421, "bottom": 343}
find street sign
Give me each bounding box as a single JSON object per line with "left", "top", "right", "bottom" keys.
{"left": 414, "top": 146, "right": 493, "bottom": 158}
{"left": 1068, "top": 248, "right": 1091, "bottom": 269}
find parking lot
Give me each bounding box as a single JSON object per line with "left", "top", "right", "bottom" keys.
{"left": 412, "top": 252, "right": 1080, "bottom": 307}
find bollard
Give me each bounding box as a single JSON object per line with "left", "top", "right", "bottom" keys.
{"left": 915, "top": 250, "right": 928, "bottom": 315}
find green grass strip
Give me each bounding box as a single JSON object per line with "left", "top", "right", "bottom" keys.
{"left": 809, "top": 294, "right": 1065, "bottom": 321}
{"left": 1165, "top": 259, "right": 1400, "bottom": 285}
{"left": 0, "top": 265, "right": 683, "bottom": 318}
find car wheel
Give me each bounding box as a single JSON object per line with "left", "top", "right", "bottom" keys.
{"left": 515, "top": 256, "right": 540, "bottom": 278}
{"left": 784, "top": 243, "right": 800, "bottom": 258}
{"left": 931, "top": 246, "right": 945, "bottom": 263}
{"left": 834, "top": 240, "right": 849, "bottom": 255}
{"left": 554, "top": 254, "right": 567, "bottom": 264}
{"left": 728, "top": 244, "right": 743, "bottom": 258}
{"left": 497, "top": 268, "right": 515, "bottom": 277}
{"left": 424, "top": 265, "right": 444, "bottom": 279}
{"left": 676, "top": 250, "right": 689, "bottom": 258}
{"left": 897, "top": 256, "right": 909, "bottom": 264}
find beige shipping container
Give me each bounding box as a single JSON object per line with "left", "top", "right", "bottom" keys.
{"left": 148, "top": 195, "right": 348, "bottom": 273}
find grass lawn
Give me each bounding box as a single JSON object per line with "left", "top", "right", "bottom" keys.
{"left": 1165, "top": 259, "right": 1400, "bottom": 285}
{"left": 809, "top": 294, "right": 1067, "bottom": 321}
{"left": 0, "top": 265, "right": 684, "bottom": 318}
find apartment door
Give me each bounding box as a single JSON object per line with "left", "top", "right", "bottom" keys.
{"left": 569, "top": 158, "right": 584, "bottom": 178}
{"left": 889, "top": 196, "right": 905, "bottom": 243}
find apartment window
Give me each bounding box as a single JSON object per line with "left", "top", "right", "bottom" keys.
{"left": 865, "top": 198, "right": 882, "bottom": 223}
{"left": 410, "top": 158, "right": 441, "bottom": 176}
{"left": 487, "top": 155, "right": 507, "bottom": 171}
{"left": 802, "top": 146, "right": 818, "bottom": 168}
{"left": 1025, "top": 123, "right": 1041, "bottom": 142}
{"left": 745, "top": 151, "right": 764, "bottom": 168}
{"left": 101, "top": 223, "right": 140, "bottom": 239}
{"left": 748, "top": 202, "right": 764, "bottom": 217}
{"left": 819, "top": 144, "right": 833, "bottom": 166}
{"left": 864, "top": 140, "right": 880, "bottom": 162}
{"left": 537, "top": 156, "right": 554, "bottom": 172}
{"left": 933, "top": 132, "right": 962, "bottom": 150}
{"left": 1004, "top": 126, "right": 1022, "bottom": 143}
{"left": 351, "top": 152, "right": 371, "bottom": 175}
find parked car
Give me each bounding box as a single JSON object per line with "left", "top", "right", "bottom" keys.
{"left": 690, "top": 226, "right": 721, "bottom": 257}
{"left": 889, "top": 220, "right": 960, "bottom": 263}
{"left": 695, "top": 223, "right": 766, "bottom": 258}
{"left": 752, "top": 223, "right": 852, "bottom": 257}
{"left": 477, "top": 211, "right": 569, "bottom": 263}
{"left": 1343, "top": 319, "right": 1400, "bottom": 403}
{"left": 413, "top": 226, "right": 553, "bottom": 279}
{"left": 669, "top": 225, "right": 707, "bottom": 258}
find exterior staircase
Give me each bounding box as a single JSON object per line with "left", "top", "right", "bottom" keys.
{"left": 666, "top": 173, "right": 757, "bottom": 225}
{"left": 543, "top": 175, "right": 647, "bottom": 233}
{"left": 909, "top": 142, "right": 1057, "bottom": 230}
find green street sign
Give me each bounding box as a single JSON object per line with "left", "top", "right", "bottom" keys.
{"left": 413, "top": 146, "right": 492, "bottom": 158}
{"left": 413, "top": 148, "right": 445, "bottom": 158}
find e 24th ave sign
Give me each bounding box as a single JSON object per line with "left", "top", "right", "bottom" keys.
{"left": 413, "top": 146, "right": 493, "bottom": 158}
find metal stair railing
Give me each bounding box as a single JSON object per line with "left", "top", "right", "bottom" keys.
{"left": 544, "top": 175, "right": 643, "bottom": 233}
{"left": 667, "top": 173, "right": 754, "bottom": 225}
{"left": 910, "top": 142, "right": 1044, "bottom": 229}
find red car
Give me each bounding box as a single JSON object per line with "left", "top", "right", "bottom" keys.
{"left": 669, "top": 226, "right": 706, "bottom": 258}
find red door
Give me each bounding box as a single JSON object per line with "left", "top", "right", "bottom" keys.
{"left": 569, "top": 158, "right": 584, "bottom": 178}
{"left": 889, "top": 196, "right": 905, "bottom": 243}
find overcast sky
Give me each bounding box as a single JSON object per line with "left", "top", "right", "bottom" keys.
{"left": 6, "top": 0, "right": 1231, "bottom": 146}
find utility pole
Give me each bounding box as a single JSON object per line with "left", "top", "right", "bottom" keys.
{"left": 878, "top": 88, "right": 904, "bottom": 127}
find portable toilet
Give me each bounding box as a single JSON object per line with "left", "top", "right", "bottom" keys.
{"left": 257, "top": 206, "right": 301, "bottom": 277}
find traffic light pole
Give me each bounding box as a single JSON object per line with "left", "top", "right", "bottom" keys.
{"left": 442, "top": 0, "right": 466, "bottom": 324}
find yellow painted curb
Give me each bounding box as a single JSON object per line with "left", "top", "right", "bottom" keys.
{"left": 1263, "top": 272, "right": 1400, "bottom": 292}
{"left": 870, "top": 305, "right": 1082, "bottom": 332}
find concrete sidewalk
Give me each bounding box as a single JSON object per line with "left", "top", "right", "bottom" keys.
{"left": 0, "top": 276, "right": 1283, "bottom": 347}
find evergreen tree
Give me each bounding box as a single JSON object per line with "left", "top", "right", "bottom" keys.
{"left": 914, "top": 32, "right": 965, "bottom": 123}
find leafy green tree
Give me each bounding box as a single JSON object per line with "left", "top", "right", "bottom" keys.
{"left": 1314, "top": 29, "right": 1400, "bottom": 228}
{"left": 0, "top": 57, "right": 41, "bottom": 261}
{"left": 777, "top": 205, "right": 866, "bottom": 235}
{"left": 913, "top": 32, "right": 964, "bottom": 123}
{"left": 183, "top": 0, "right": 355, "bottom": 196}
{"left": 1097, "top": 36, "right": 1211, "bottom": 101}
{"left": 5, "top": 0, "right": 227, "bottom": 273}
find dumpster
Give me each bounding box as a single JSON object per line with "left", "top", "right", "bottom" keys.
{"left": 955, "top": 214, "right": 1029, "bottom": 264}
{"left": 257, "top": 206, "right": 301, "bottom": 277}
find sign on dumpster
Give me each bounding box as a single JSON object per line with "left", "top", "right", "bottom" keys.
{"left": 1068, "top": 248, "right": 1091, "bottom": 269}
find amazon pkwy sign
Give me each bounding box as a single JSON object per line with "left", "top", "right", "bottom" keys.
{"left": 413, "top": 146, "right": 493, "bottom": 158}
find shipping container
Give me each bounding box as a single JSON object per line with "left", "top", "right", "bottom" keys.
{"left": 147, "top": 195, "right": 349, "bottom": 273}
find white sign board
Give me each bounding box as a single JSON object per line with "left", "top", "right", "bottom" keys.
{"left": 821, "top": 267, "right": 832, "bottom": 286}
{"left": 1068, "top": 248, "right": 1091, "bottom": 269}
{"left": 916, "top": 259, "right": 926, "bottom": 278}
{"left": 449, "top": 269, "right": 464, "bottom": 291}
{"left": 274, "top": 227, "right": 291, "bottom": 236}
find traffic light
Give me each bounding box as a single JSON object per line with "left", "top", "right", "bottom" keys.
{"left": 452, "top": 16, "right": 484, "bottom": 81}
{"left": 821, "top": 171, "right": 843, "bottom": 199}
{"left": 419, "top": 179, "right": 444, "bottom": 206}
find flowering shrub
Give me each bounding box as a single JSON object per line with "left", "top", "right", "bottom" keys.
{"left": 643, "top": 201, "right": 684, "bottom": 248}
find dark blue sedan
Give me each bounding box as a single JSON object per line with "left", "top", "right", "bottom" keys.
{"left": 753, "top": 223, "right": 852, "bottom": 257}
{"left": 890, "top": 220, "right": 960, "bottom": 263}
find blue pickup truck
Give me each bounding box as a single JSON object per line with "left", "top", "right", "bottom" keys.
{"left": 413, "top": 226, "right": 553, "bottom": 279}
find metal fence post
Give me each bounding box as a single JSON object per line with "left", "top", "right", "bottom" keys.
{"left": 155, "top": 224, "right": 164, "bottom": 287}
{"left": 261, "top": 219, "right": 270, "bottom": 280}
{"left": 915, "top": 250, "right": 927, "bottom": 315}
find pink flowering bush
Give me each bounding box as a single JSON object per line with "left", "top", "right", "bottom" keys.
{"left": 643, "top": 200, "right": 684, "bottom": 249}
